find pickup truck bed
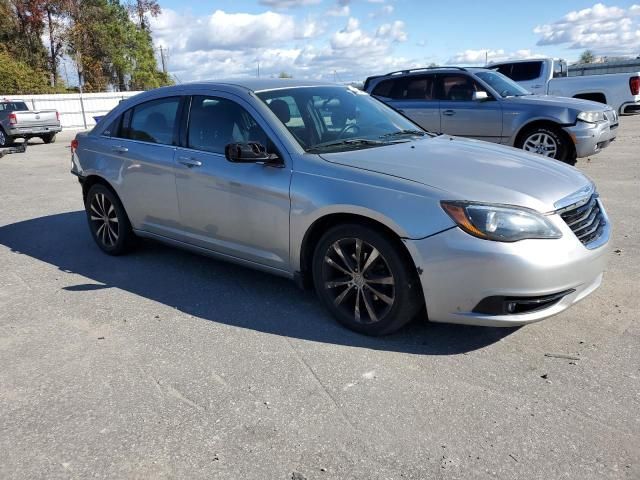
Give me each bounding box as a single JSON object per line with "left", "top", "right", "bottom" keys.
{"left": 0, "top": 101, "right": 62, "bottom": 147}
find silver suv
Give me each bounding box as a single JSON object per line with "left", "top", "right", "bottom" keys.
{"left": 364, "top": 67, "right": 618, "bottom": 164}
{"left": 71, "top": 80, "right": 610, "bottom": 335}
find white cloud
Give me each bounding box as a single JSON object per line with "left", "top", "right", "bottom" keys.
{"left": 533, "top": 2, "right": 640, "bottom": 55}
{"left": 370, "top": 4, "right": 394, "bottom": 17}
{"left": 327, "top": 5, "right": 350, "bottom": 16}
{"left": 259, "top": 0, "right": 321, "bottom": 8}
{"left": 447, "top": 49, "right": 545, "bottom": 65}
{"left": 149, "top": 9, "right": 412, "bottom": 83}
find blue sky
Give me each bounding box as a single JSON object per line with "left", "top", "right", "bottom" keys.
{"left": 149, "top": 1, "right": 640, "bottom": 82}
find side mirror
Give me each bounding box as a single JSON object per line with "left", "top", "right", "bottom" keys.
{"left": 473, "top": 91, "right": 490, "bottom": 101}
{"left": 224, "top": 142, "right": 282, "bottom": 166}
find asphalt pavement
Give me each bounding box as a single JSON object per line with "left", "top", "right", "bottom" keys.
{"left": 0, "top": 121, "right": 638, "bottom": 479}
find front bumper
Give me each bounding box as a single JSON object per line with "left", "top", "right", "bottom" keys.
{"left": 405, "top": 212, "right": 610, "bottom": 327}
{"left": 563, "top": 120, "right": 617, "bottom": 158}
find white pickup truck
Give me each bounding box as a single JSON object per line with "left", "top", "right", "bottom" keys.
{"left": 0, "top": 99, "right": 62, "bottom": 147}
{"left": 488, "top": 58, "right": 640, "bottom": 115}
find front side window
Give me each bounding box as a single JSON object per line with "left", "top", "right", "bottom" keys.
{"left": 187, "top": 96, "right": 269, "bottom": 155}
{"left": 257, "top": 86, "right": 427, "bottom": 153}
{"left": 123, "top": 97, "right": 180, "bottom": 145}
{"left": 474, "top": 71, "right": 530, "bottom": 97}
{"left": 438, "top": 75, "right": 481, "bottom": 101}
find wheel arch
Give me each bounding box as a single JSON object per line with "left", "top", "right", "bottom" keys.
{"left": 81, "top": 174, "right": 119, "bottom": 202}
{"left": 513, "top": 119, "right": 576, "bottom": 158}
{"left": 296, "top": 212, "right": 420, "bottom": 290}
{"left": 572, "top": 92, "right": 607, "bottom": 104}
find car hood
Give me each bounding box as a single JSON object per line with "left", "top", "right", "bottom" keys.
{"left": 503, "top": 94, "right": 609, "bottom": 111}
{"left": 319, "top": 135, "right": 593, "bottom": 212}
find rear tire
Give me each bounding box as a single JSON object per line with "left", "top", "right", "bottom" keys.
{"left": 41, "top": 133, "right": 57, "bottom": 144}
{"left": 312, "top": 223, "right": 423, "bottom": 336}
{"left": 85, "top": 184, "right": 134, "bottom": 256}
{"left": 0, "top": 129, "right": 13, "bottom": 148}
{"left": 517, "top": 126, "right": 573, "bottom": 164}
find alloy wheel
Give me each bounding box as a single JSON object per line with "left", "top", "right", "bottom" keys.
{"left": 523, "top": 132, "right": 558, "bottom": 158}
{"left": 0, "top": 130, "right": 6, "bottom": 147}
{"left": 322, "top": 237, "right": 395, "bottom": 324}
{"left": 89, "top": 192, "right": 119, "bottom": 247}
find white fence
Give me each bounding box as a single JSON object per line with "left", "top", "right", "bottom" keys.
{"left": 1, "top": 91, "right": 143, "bottom": 129}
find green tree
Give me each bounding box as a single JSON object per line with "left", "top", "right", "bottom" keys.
{"left": 278, "top": 71, "right": 293, "bottom": 79}
{"left": 0, "top": 45, "right": 52, "bottom": 94}
{"left": 579, "top": 50, "right": 596, "bottom": 64}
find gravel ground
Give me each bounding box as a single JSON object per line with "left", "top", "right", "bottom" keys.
{"left": 0, "top": 119, "right": 638, "bottom": 480}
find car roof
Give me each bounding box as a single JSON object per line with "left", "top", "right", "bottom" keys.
{"left": 177, "top": 78, "right": 338, "bottom": 92}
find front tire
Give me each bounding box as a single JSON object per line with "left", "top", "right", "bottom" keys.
{"left": 312, "top": 224, "right": 423, "bottom": 336}
{"left": 85, "top": 184, "right": 134, "bottom": 255}
{"left": 518, "top": 126, "right": 573, "bottom": 164}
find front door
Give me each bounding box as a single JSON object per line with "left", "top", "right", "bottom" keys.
{"left": 437, "top": 74, "right": 503, "bottom": 143}
{"left": 173, "top": 94, "right": 292, "bottom": 271}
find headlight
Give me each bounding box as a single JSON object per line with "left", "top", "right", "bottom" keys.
{"left": 441, "top": 201, "right": 562, "bottom": 242}
{"left": 577, "top": 111, "right": 605, "bottom": 123}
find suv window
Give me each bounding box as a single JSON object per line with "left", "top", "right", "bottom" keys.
{"left": 122, "top": 97, "right": 180, "bottom": 145}
{"left": 187, "top": 96, "right": 268, "bottom": 154}
{"left": 509, "top": 62, "right": 542, "bottom": 81}
{"left": 372, "top": 75, "right": 435, "bottom": 100}
{"left": 438, "top": 74, "right": 482, "bottom": 101}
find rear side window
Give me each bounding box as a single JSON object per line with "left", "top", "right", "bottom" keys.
{"left": 372, "top": 79, "right": 394, "bottom": 97}
{"left": 0, "top": 102, "right": 28, "bottom": 111}
{"left": 187, "top": 96, "right": 268, "bottom": 154}
{"left": 372, "top": 75, "right": 435, "bottom": 100}
{"left": 122, "top": 97, "right": 180, "bottom": 145}
{"left": 509, "top": 62, "right": 542, "bottom": 81}
{"left": 491, "top": 64, "right": 513, "bottom": 77}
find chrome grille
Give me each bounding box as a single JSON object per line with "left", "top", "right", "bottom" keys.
{"left": 559, "top": 194, "right": 606, "bottom": 246}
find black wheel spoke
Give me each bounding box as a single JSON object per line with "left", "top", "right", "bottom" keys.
{"left": 322, "top": 237, "right": 395, "bottom": 324}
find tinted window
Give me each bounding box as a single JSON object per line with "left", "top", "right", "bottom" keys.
{"left": 372, "top": 76, "right": 435, "bottom": 100}
{"left": 187, "top": 96, "right": 268, "bottom": 154}
{"left": 491, "top": 64, "right": 512, "bottom": 77}
{"left": 372, "top": 79, "right": 394, "bottom": 97}
{"left": 509, "top": 62, "right": 542, "bottom": 81}
{"left": 0, "top": 102, "right": 29, "bottom": 111}
{"left": 103, "top": 115, "right": 122, "bottom": 137}
{"left": 123, "top": 97, "right": 179, "bottom": 145}
{"left": 438, "top": 75, "right": 479, "bottom": 101}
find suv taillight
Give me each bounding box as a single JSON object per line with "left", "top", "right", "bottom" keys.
{"left": 70, "top": 138, "right": 78, "bottom": 152}
{"left": 630, "top": 76, "right": 640, "bottom": 96}
{"left": 8, "top": 113, "right": 17, "bottom": 125}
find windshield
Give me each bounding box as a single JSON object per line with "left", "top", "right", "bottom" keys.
{"left": 256, "top": 86, "right": 428, "bottom": 153}
{"left": 475, "top": 71, "right": 531, "bottom": 97}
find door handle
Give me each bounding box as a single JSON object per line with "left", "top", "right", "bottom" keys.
{"left": 178, "top": 156, "right": 202, "bottom": 168}
{"left": 112, "top": 145, "right": 128, "bottom": 153}
{"left": 442, "top": 110, "right": 456, "bottom": 116}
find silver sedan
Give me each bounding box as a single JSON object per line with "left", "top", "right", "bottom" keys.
{"left": 70, "top": 80, "right": 610, "bottom": 335}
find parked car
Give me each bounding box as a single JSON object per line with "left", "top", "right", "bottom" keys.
{"left": 488, "top": 58, "right": 640, "bottom": 115}
{"left": 70, "top": 80, "right": 610, "bottom": 335}
{"left": 0, "top": 99, "right": 62, "bottom": 147}
{"left": 364, "top": 67, "right": 618, "bottom": 164}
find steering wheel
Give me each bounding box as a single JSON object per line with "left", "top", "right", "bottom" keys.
{"left": 337, "top": 123, "right": 360, "bottom": 139}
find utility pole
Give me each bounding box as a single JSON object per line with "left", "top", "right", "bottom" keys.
{"left": 159, "top": 46, "right": 167, "bottom": 74}
{"left": 485, "top": 50, "right": 488, "bottom": 65}
{"left": 76, "top": 52, "right": 87, "bottom": 129}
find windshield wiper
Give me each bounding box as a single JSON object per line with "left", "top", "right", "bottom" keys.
{"left": 380, "top": 129, "right": 427, "bottom": 138}
{"left": 306, "top": 138, "right": 386, "bottom": 152}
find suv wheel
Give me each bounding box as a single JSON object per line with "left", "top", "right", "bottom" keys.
{"left": 519, "top": 126, "right": 572, "bottom": 164}
{"left": 85, "top": 184, "right": 134, "bottom": 255}
{"left": 312, "top": 224, "right": 423, "bottom": 336}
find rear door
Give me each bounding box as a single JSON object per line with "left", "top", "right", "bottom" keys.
{"left": 371, "top": 74, "right": 440, "bottom": 133}
{"left": 436, "top": 73, "right": 503, "bottom": 142}
{"left": 172, "top": 93, "right": 292, "bottom": 271}
{"left": 106, "top": 96, "right": 183, "bottom": 236}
